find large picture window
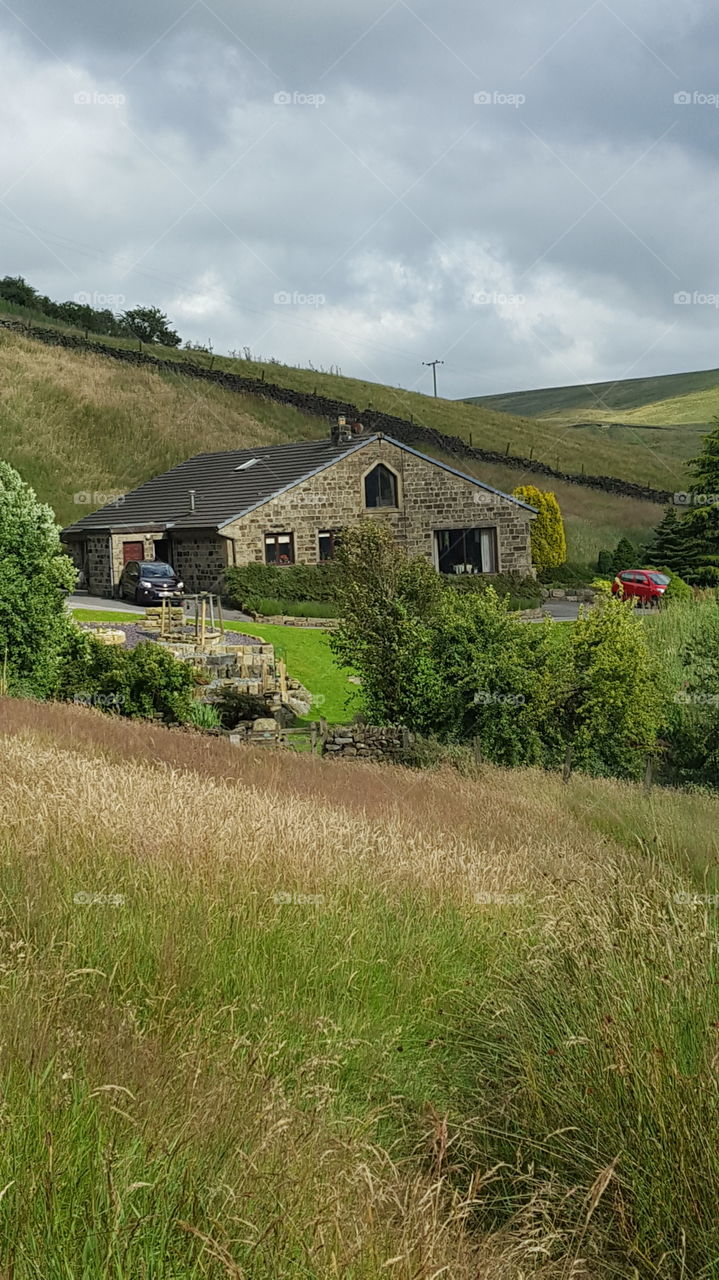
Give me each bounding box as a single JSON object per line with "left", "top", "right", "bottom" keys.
{"left": 435, "top": 527, "right": 498, "bottom": 575}
{"left": 364, "top": 464, "right": 398, "bottom": 508}
{"left": 264, "top": 532, "right": 295, "bottom": 565}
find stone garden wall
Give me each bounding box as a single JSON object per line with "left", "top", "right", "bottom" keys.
{"left": 0, "top": 318, "right": 671, "bottom": 506}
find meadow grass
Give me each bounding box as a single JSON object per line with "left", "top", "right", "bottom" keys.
{"left": 1, "top": 698, "right": 719, "bottom": 1276}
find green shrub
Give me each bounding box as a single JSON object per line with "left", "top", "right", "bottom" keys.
{"left": 590, "top": 577, "right": 613, "bottom": 594}
{"left": 610, "top": 536, "right": 638, "bottom": 574}
{"left": 512, "top": 484, "right": 567, "bottom": 571}
{"left": 224, "top": 562, "right": 341, "bottom": 610}
{"left": 560, "top": 595, "right": 663, "bottom": 779}
{"left": 446, "top": 572, "right": 542, "bottom": 611}
{"left": 0, "top": 460, "right": 77, "bottom": 697}
{"left": 244, "top": 596, "right": 338, "bottom": 618}
{"left": 596, "top": 548, "right": 613, "bottom": 575}
{"left": 537, "top": 561, "right": 594, "bottom": 587}
{"left": 687, "top": 565, "right": 719, "bottom": 588}
{"left": 185, "top": 701, "right": 222, "bottom": 729}
{"left": 55, "top": 630, "right": 195, "bottom": 723}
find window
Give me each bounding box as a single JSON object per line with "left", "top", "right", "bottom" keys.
{"left": 264, "top": 532, "right": 295, "bottom": 565}
{"left": 364, "top": 463, "right": 398, "bottom": 508}
{"left": 318, "top": 529, "right": 341, "bottom": 561}
{"left": 435, "top": 527, "right": 498, "bottom": 575}
{"left": 235, "top": 458, "right": 258, "bottom": 471}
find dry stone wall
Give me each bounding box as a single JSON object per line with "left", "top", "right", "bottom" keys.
{"left": 322, "top": 725, "right": 413, "bottom": 760}
{"left": 0, "top": 319, "right": 672, "bottom": 505}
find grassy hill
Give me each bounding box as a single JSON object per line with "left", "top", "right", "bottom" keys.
{"left": 1, "top": 696, "right": 718, "bottom": 1275}
{"left": 466, "top": 365, "right": 719, "bottom": 420}
{"left": 2, "top": 304, "right": 702, "bottom": 492}
{"left": 465, "top": 368, "right": 719, "bottom": 493}
{"left": 0, "top": 324, "right": 666, "bottom": 561}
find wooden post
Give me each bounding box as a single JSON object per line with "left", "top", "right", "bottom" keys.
{"left": 200, "top": 598, "right": 207, "bottom": 649}
{"left": 562, "top": 742, "right": 573, "bottom": 783}
{"left": 472, "top": 736, "right": 483, "bottom": 765}
{"left": 311, "top": 722, "right": 318, "bottom": 752}
{"left": 643, "top": 755, "right": 654, "bottom": 795}
{"left": 217, "top": 595, "right": 225, "bottom": 635}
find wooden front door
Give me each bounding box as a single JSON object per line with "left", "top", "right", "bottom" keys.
{"left": 122, "top": 541, "right": 144, "bottom": 564}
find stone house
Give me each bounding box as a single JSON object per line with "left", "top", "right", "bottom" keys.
{"left": 61, "top": 429, "right": 536, "bottom": 596}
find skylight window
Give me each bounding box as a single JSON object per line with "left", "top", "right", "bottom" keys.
{"left": 235, "top": 458, "right": 258, "bottom": 471}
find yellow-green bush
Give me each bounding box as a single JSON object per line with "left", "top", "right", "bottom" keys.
{"left": 513, "top": 484, "right": 567, "bottom": 571}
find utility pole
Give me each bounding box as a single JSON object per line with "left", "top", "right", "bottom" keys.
{"left": 422, "top": 359, "right": 444, "bottom": 397}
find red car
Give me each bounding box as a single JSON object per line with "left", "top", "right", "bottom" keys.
{"left": 611, "top": 569, "right": 670, "bottom": 606}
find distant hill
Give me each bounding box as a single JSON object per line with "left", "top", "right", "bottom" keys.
{"left": 464, "top": 367, "right": 719, "bottom": 421}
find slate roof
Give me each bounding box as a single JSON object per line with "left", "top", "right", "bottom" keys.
{"left": 62, "top": 433, "right": 536, "bottom": 536}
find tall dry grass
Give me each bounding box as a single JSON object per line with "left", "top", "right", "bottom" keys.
{"left": 1, "top": 699, "right": 718, "bottom": 1276}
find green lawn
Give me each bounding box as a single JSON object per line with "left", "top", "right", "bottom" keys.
{"left": 71, "top": 610, "right": 359, "bottom": 723}
{"left": 227, "top": 621, "right": 359, "bottom": 722}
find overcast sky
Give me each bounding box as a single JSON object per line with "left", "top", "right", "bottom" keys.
{"left": 0, "top": 0, "right": 716, "bottom": 399}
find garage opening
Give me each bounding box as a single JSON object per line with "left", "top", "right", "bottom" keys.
{"left": 122, "top": 541, "right": 144, "bottom": 564}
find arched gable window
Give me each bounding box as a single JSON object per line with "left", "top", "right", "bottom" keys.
{"left": 364, "top": 463, "right": 398, "bottom": 508}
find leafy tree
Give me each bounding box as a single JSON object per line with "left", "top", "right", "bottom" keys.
{"left": 331, "top": 522, "right": 559, "bottom": 761}
{"left": 610, "top": 537, "right": 638, "bottom": 574}
{"left": 331, "top": 522, "right": 445, "bottom": 731}
{"left": 559, "top": 595, "right": 662, "bottom": 779}
{"left": 120, "top": 306, "right": 181, "bottom": 346}
{"left": 0, "top": 462, "right": 76, "bottom": 696}
{"left": 512, "top": 485, "right": 566, "bottom": 571}
{"left": 0, "top": 275, "right": 40, "bottom": 308}
{"left": 428, "top": 585, "right": 561, "bottom": 765}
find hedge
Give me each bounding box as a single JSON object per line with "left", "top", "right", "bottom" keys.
{"left": 224, "top": 563, "right": 341, "bottom": 610}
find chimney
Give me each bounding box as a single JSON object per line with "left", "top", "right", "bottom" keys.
{"left": 188, "top": 489, "right": 196, "bottom": 513}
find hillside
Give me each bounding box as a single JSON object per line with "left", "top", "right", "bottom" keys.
{"left": 0, "top": 306, "right": 699, "bottom": 495}
{"left": 1, "top": 696, "right": 718, "bottom": 1276}
{"left": 0, "top": 323, "right": 667, "bottom": 561}
{"left": 465, "top": 365, "right": 719, "bottom": 421}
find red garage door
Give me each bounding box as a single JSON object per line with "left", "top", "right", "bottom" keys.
{"left": 122, "top": 541, "right": 144, "bottom": 564}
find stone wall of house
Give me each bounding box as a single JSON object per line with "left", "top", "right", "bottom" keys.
{"left": 85, "top": 534, "right": 114, "bottom": 596}
{"left": 169, "top": 533, "right": 229, "bottom": 594}
{"left": 222, "top": 438, "right": 534, "bottom": 574}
